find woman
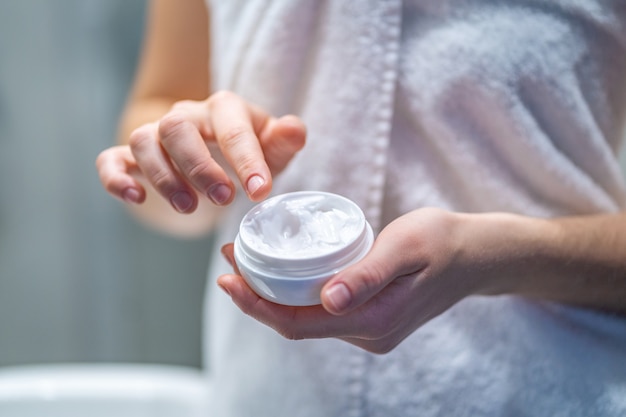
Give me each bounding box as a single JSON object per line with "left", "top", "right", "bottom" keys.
{"left": 97, "top": 0, "right": 626, "bottom": 415}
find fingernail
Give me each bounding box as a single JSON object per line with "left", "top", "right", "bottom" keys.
{"left": 208, "top": 183, "right": 232, "bottom": 205}
{"left": 122, "top": 187, "right": 141, "bottom": 204}
{"left": 246, "top": 175, "right": 265, "bottom": 196}
{"left": 325, "top": 283, "right": 352, "bottom": 312}
{"left": 171, "top": 190, "right": 194, "bottom": 213}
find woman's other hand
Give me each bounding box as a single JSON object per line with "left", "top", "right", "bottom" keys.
{"left": 97, "top": 92, "right": 306, "bottom": 212}
{"left": 219, "top": 204, "right": 626, "bottom": 352}
{"left": 218, "top": 208, "right": 503, "bottom": 353}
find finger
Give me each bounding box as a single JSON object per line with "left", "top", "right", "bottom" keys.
{"left": 321, "top": 231, "right": 424, "bottom": 315}
{"left": 217, "top": 273, "right": 364, "bottom": 340}
{"left": 95, "top": 145, "right": 146, "bottom": 204}
{"left": 220, "top": 243, "right": 241, "bottom": 275}
{"left": 158, "top": 102, "right": 235, "bottom": 206}
{"left": 129, "top": 122, "right": 199, "bottom": 213}
{"left": 258, "top": 115, "right": 306, "bottom": 175}
{"left": 208, "top": 91, "right": 273, "bottom": 201}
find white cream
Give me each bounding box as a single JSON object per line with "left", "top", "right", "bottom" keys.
{"left": 240, "top": 193, "right": 362, "bottom": 258}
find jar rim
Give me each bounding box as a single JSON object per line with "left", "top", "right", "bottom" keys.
{"left": 234, "top": 191, "right": 373, "bottom": 279}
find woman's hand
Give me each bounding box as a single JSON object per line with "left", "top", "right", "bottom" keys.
{"left": 220, "top": 204, "right": 626, "bottom": 353}
{"left": 218, "top": 207, "right": 500, "bottom": 353}
{"left": 96, "top": 91, "right": 306, "bottom": 213}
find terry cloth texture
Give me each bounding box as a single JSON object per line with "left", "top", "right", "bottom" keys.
{"left": 204, "top": 1, "right": 626, "bottom": 416}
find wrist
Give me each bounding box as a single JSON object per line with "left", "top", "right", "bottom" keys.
{"left": 452, "top": 210, "right": 626, "bottom": 312}
{"left": 457, "top": 211, "right": 559, "bottom": 298}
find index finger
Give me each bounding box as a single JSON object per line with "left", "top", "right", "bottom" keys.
{"left": 208, "top": 91, "right": 273, "bottom": 201}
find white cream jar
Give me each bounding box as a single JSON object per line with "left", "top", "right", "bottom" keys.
{"left": 234, "top": 191, "right": 374, "bottom": 306}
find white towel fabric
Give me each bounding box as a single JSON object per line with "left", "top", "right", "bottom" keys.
{"left": 204, "top": 1, "right": 626, "bottom": 416}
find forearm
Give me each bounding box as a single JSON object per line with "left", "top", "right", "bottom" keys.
{"left": 470, "top": 211, "right": 626, "bottom": 313}
{"left": 109, "top": 0, "right": 220, "bottom": 238}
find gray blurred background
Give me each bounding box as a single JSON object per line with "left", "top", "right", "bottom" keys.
{"left": 0, "top": 0, "right": 213, "bottom": 368}
{"left": 0, "top": 0, "right": 625, "bottom": 371}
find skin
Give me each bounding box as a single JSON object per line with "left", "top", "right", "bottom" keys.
{"left": 96, "top": 0, "right": 626, "bottom": 354}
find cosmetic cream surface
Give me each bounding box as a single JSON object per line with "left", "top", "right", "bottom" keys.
{"left": 240, "top": 194, "right": 362, "bottom": 259}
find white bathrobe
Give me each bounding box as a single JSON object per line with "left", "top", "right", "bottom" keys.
{"left": 204, "top": 1, "right": 626, "bottom": 416}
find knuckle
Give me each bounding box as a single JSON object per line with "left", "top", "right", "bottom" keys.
{"left": 233, "top": 155, "right": 259, "bottom": 179}
{"left": 221, "top": 125, "right": 251, "bottom": 146}
{"left": 355, "top": 262, "right": 389, "bottom": 295}
{"left": 170, "top": 99, "right": 197, "bottom": 111}
{"left": 208, "top": 90, "right": 236, "bottom": 107}
{"left": 158, "top": 112, "right": 191, "bottom": 142}
{"left": 186, "top": 157, "right": 215, "bottom": 180}
{"left": 128, "top": 125, "right": 153, "bottom": 150}
{"left": 149, "top": 168, "right": 176, "bottom": 192}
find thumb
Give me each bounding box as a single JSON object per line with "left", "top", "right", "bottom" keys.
{"left": 320, "top": 237, "right": 418, "bottom": 315}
